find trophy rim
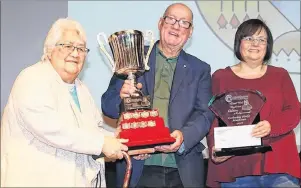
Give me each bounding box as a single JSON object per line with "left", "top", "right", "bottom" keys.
{"left": 108, "top": 29, "right": 143, "bottom": 41}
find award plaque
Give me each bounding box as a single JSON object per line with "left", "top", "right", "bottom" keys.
{"left": 97, "top": 30, "right": 175, "bottom": 153}
{"left": 208, "top": 89, "right": 272, "bottom": 157}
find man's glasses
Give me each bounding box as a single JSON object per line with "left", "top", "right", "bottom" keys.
{"left": 56, "top": 43, "right": 90, "bottom": 55}
{"left": 163, "top": 16, "right": 192, "bottom": 29}
{"left": 242, "top": 36, "right": 267, "bottom": 45}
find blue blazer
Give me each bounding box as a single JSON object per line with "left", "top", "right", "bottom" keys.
{"left": 101, "top": 43, "right": 214, "bottom": 187}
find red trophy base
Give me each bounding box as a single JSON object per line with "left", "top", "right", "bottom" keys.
{"left": 118, "top": 109, "right": 175, "bottom": 154}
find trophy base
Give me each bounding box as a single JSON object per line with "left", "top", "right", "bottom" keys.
{"left": 120, "top": 132, "right": 175, "bottom": 156}
{"left": 126, "top": 137, "right": 175, "bottom": 149}
{"left": 118, "top": 109, "right": 176, "bottom": 155}
{"left": 120, "top": 127, "right": 176, "bottom": 151}
{"left": 125, "top": 137, "right": 175, "bottom": 156}
{"left": 127, "top": 139, "right": 175, "bottom": 156}
{"left": 215, "top": 145, "right": 272, "bottom": 157}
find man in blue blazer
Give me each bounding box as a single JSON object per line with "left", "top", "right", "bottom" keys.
{"left": 101, "top": 3, "right": 214, "bottom": 187}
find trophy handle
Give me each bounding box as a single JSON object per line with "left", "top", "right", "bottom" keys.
{"left": 97, "top": 32, "right": 115, "bottom": 72}
{"left": 144, "top": 30, "right": 155, "bottom": 71}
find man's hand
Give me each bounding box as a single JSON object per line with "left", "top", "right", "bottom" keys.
{"left": 155, "top": 130, "right": 184, "bottom": 153}
{"left": 120, "top": 80, "right": 142, "bottom": 99}
{"left": 133, "top": 154, "right": 152, "bottom": 160}
{"left": 102, "top": 136, "right": 128, "bottom": 160}
{"left": 252, "top": 120, "right": 271, "bottom": 138}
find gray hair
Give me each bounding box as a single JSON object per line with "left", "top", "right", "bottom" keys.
{"left": 41, "top": 18, "right": 87, "bottom": 61}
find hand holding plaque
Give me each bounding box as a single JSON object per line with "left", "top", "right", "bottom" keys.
{"left": 208, "top": 89, "right": 272, "bottom": 157}
{"left": 97, "top": 30, "right": 175, "bottom": 155}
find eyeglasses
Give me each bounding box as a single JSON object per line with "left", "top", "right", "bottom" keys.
{"left": 56, "top": 43, "right": 90, "bottom": 55}
{"left": 163, "top": 16, "right": 192, "bottom": 29}
{"left": 242, "top": 36, "right": 267, "bottom": 45}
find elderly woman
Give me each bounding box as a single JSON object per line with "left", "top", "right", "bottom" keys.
{"left": 206, "top": 19, "right": 300, "bottom": 187}
{"left": 1, "top": 18, "right": 128, "bottom": 187}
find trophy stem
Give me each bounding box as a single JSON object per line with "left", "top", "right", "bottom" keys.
{"left": 127, "top": 72, "right": 136, "bottom": 86}
{"left": 128, "top": 72, "right": 144, "bottom": 97}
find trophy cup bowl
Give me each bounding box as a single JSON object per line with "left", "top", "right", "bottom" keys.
{"left": 98, "top": 29, "right": 153, "bottom": 111}
{"left": 97, "top": 30, "right": 153, "bottom": 77}
{"left": 108, "top": 30, "right": 146, "bottom": 76}
{"left": 97, "top": 29, "right": 175, "bottom": 153}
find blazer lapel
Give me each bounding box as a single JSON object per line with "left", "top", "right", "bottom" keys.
{"left": 170, "top": 51, "right": 189, "bottom": 104}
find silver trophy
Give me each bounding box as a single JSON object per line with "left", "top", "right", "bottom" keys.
{"left": 97, "top": 30, "right": 155, "bottom": 111}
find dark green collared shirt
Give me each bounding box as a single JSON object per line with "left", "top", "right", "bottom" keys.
{"left": 144, "top": 45, "right": 178, "bottom": 168}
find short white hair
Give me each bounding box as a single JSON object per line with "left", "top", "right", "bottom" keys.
{"left": 41, "top": 18, "right": 87, "bottom": 61}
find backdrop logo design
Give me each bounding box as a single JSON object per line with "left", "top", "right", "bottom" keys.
{"left": 195, "top": 0, "right": 300, "bottom": 75}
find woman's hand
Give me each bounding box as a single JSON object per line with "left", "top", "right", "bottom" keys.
{"left": 252, "top": 120, "right": 271, "bottom": 138}
{"left": 211, "top": 146, "right": 233, "bottom": 163}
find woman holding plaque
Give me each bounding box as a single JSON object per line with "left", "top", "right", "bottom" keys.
{"left": 206, "top": 19, "right": 300, "bottom": 187}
